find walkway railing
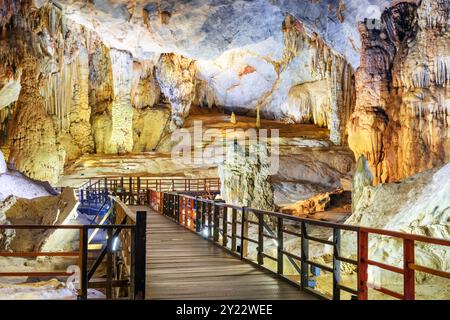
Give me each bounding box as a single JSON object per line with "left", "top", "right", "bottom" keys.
{"left": 0, "top": 196, "right": 146, "bottom": 300}
{"left": 77, "top": 177, "right": 220, "bottom": 206}
{"left": 146, "top": 190, "right": 450, "bottom": 300}
{"left": 70, "top": 177, "right": 450, "bottom": 300}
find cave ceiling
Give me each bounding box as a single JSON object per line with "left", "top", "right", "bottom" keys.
{"left": 42, "top": 0, "right": 400, "bottom": 68}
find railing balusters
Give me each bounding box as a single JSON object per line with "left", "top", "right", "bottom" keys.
{"left": 277, "top": 217, "right": 283, "bottom": 275}
{"left": 357, "top": 230, "right": 369, "bottom": 300}
{"left": 137, "top": 177, "right": 141, "bottom": 205}
{"left": 79, "top": 225, "right": 88, "bottom": 300}
{"left": 134, "top": 211, "right": 147, "bottom": 300}
{"left": 300, "top": 222, "right": 309, "bottom": 290}
{"left": 195, "top": 197, "right": 201, "bottom": 232}
{"left": 214, "top": 205, "right": 220, "bottom": 242}
{"left": 222, "top": 207, "right": 228, "bottom": 247}
{"left": 240, "top": 208, "right": 248, "bottom": 259}
{"left": 201, "top": 201, "right": 206, "bottom": 237}
{"left": 231, "top": 208, "right": 237, "bottom": 252}
{"left": 190, "top": 198, "right": 194, "bottom": 230}
{"left": 208, "top": 202, "right": 213, "bottom": 240}
{"left": 403, "top": 239, "right": 415, "bottom": 300}
{"left": 333, "top": 228, "right": 341, "bottom": 300}
{"left": 257, "top": 212, "right": 264, "bottom": 265}
{"left": 106, "top": 227, "right": 113, "bottom": 299}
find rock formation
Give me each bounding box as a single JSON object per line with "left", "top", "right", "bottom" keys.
{"left": 218, "top": 142, "right": 274, "bottom": 211}
{"left": 351, "top": 155, "right": 373, "bottom": 210}
{"left": 281, "top": 187, "right": 344, "bottom": 216}
{"left": 0, "top": 0, "right": 447, "bottom": 204}
{"left": 341, "top": 162, "right": 450, "bottom": 286}
{"left": 0, "top": 188, "right": 78, "bottom": 252}
{"left": 348, "top": 0, "right": 450, "bottom": 184}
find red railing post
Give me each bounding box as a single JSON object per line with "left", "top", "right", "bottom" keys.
{"left": 184, "top": 197, "right": 188, "bottom": 226}
{"left": 358, "top": 229, "right": 369, "bottom": 300}
{"left": 403, "top": 239, "right": 415, "bottom": 300}
{"left": 190, "top": 198, "right": 194, "bottom": 229}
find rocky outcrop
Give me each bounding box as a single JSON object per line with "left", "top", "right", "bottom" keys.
{"left": 0, "top": 0, "right": 19, "bottom": 26}
{"left": 348, "top": 0, "right": 450, "bottom": 184}
{"left": 0, "top": 3, "right": 172, "bottom": 182}
{"left": 0, "top": 0, "right": 447, "bottom": 188}
{"left": 8, "top": 55, "right": 66, "bottom": 184}
{"left": 0, "top": 188, "right": 78, "bottom": 252}
{"left": 351, "top": 155, "right": 373, "bottom": 210}
{"left": 155, "top": 53, "right": 196, "bottom": 130}
{"left": 218, "top": 142, "right": 274, "bottom": 211}
{"left": 197, "top": 15, "right": 356, "bottom": 145}
{"left": 281, "top": 187, "right": 344, "bottom": 216}
{"left": 342, "top": 162, "right": 450, "bottom": 286}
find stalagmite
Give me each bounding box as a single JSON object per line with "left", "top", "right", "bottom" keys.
{"left": 255, "top": 106, "right": 261, "bottom": 129}
{"left": 218, "top": 142, "right": 274, "bottom": 211}
{"left": 230, "top": 112, "right": 236, "bottom": 125}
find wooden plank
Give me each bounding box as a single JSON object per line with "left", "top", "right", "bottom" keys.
{"left": 132, "top": 206, "right": 317, "bottom": 300}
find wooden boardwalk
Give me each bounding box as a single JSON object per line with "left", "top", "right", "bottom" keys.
{"left": 130, "top": 206, "right": 316, "bottom": 300}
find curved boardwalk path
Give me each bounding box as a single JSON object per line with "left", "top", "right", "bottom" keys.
{"left": 130, "top": 206, "right": 316, "bottom": 300}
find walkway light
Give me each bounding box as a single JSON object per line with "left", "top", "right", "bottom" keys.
{"left": 112, "top": 236, "right": 120, "bottom": 251}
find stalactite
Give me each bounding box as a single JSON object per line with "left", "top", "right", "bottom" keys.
{"left": 40, "top": 55, "right": 75, "bottom": 133}
{"left": 279, "top": 15, "right": 355, "bottom": 145}
{"left": 108, "top": 49, "right": 134, "bottom": 154}
{"left": 348, "top": 0, "right": 449, "bottom": 183}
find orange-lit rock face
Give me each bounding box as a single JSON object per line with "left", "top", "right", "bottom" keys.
{"left": 348, "top": 0, "right": 450, "bottom": 184}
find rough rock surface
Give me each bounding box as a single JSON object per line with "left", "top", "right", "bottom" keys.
{"left": 156, "top": 53, "right": 196, "bottom": 130}
{"left": 218, "top": 142, "right": 274, "bottom": 211}
{"left": 341, "top": 162, "right": 450, "bottom": 285}
{"left": 0, "top": 279, "right": 103, "bottom": 300}
{"left": 351, "top": 155, "right": 373, "bottom": 209}
{"left": 0, "top": 188, "right": 78, "bottom": 252}
{"left": 0, "top": 0, "right": 447, "bottom": 194}
{"left": 348, "top": 0, "right": 450, "bottom": 183}
{"left": 0, "top": 169, "right": 53, "bottom": 201}
{"left": 281, "top": 188, "right": 344, "bottom": 216}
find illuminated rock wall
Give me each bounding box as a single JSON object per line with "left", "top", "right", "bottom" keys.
{"left": 0, "top": 4, "right": 171, "bottom": 182}
{"left": 218, "top": 143, "right": 275, "bottom": 211}
{"left": 348, "top": 0, "right": 450, "bottom": 184}
{"left": 155, "top": 53, "right": 196, "bottom": 130}
{"left": 0, "top": 0, "right": 448, "bottom": 186}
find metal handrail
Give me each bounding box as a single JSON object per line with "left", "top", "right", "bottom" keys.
{"left": 149, "top": 189, "right": 450, "bottom": 301}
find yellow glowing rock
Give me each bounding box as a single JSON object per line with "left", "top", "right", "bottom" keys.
{"left": 255, "top": 106, "right": 261, "bottom": 129}
{"left": 230, "top": 112, "right": 236, "bottom": 124}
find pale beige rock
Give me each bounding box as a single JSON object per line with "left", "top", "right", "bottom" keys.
{"left": 155, "top": 53, "right": 197, "bottom": 130}
{"left": 341, "top": 163, "right": 450, "bottom": 286}
{"left": 0, "top": 188, "right": 78, "bottom": 252}
{"left": 218, "top": 142, "right": 274, "bottom": 211}
{"left": 282, "top": 188, "right": 344, "bottom": 216}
